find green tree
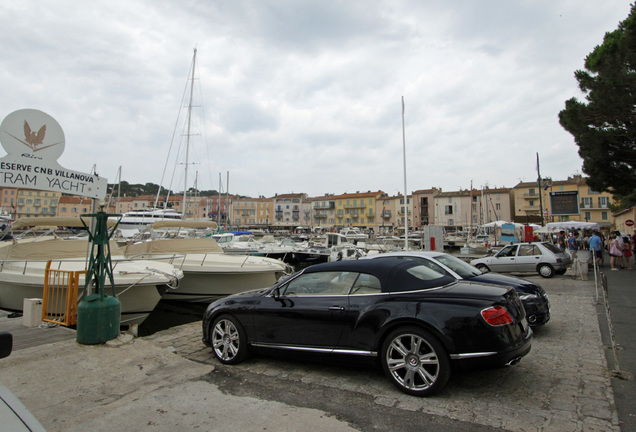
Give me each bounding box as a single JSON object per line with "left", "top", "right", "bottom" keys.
{"left": 559, "top": 5, "right": 636, "bottom": 207}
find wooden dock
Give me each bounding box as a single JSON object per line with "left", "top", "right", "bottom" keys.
{"left": 0, "top": 311, "right": 76, "bottom": 351}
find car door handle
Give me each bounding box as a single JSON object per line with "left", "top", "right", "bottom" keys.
{"left": 328, "top": 306, "right": 345, "bottom": 311}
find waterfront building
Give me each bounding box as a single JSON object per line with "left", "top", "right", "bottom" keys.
{"left": 270, "top": 193, "right": 308, "bottom": 230}
{"left": 57, "top": 195, "right": 92, "bottom": 217}
{"left": 331, "top": 191, "right": 383, "bottom": 231}
{"left": 479, "top": 187, "right": 514, "bottom": 225}
{"left": 512, "top": 175, "right": 615, "bottom": 228}
{"left": 0, "top": 188, "right": 61, "bottom": 219}
{"left": 203, "top": 195, "right": 235, "bottom": 227}
{"left": 411, "top": 188, "right": 440, "bottom": 230}
{"left": 231, "top": 196, "right": 274, "bottom": 229}
{"left": 613, "top": 207, "right": 636, "bottom": 234}
{"left": 310, "top": 195, "right": 337, "bottom": 229}
{"left": 434, "top": 190, "right": 472, "bottom": 230}
{"left": 375, "top": 193, "right": 412, "bottom": 235}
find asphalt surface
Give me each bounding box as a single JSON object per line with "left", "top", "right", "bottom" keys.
{"left": 598, "top": 263, "right": 635, "bottom": 432}
{"left": 0, "top": 267, "right": 631, "bottom": 432}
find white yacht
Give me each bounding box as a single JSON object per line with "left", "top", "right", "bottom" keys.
{"left": 0, "top": 217, "right": 184, "bottom": 326}
{"left": 117, "top": 208, "right": 183, "bottom": 237}
{"left": 123, "top": 221, "right": 291, "bottom": 302}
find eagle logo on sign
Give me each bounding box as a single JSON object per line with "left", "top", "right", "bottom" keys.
{"left": 3, "top": 119, "right": 62, "bottom": 152}
{"left": 24, "top": 121, "right": 46, "bottom": 149}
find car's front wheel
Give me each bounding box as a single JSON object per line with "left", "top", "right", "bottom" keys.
{"left": 380, "top": 327, "right": 450, "bottom": 397}
{"left": 537, "top": 263, "right": 555, "bottom": 278}
{"left": 210, "top": 314, "right": 249, "bottom": 364}
{"left": 475, "top": 263, "right": 490, "bottom": 273}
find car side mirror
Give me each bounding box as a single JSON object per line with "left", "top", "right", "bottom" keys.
{"left": 0, "top": 332, "right": 13, "bottom": 359}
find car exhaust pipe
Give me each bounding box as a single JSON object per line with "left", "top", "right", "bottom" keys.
{"left": 506, "top": 356, "right": 522, "bottom": 366}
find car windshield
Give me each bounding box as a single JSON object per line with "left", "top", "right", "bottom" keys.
{"left": 434, "top": 254, "right": 482, "bottom": 278}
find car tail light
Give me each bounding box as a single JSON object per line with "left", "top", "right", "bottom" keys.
{"left": 481, "top": 306, "right": 513, "bottom": 326}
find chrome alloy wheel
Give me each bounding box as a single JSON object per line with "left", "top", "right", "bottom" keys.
{"left": 212, "top": 318, "right": 240, "bottom": 362}
{"left": 385, "top": 333, "right": 440, "bottom": 392}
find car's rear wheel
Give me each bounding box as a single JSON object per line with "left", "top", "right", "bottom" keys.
{"left": 380, "top": 327, "right": 450, "bottom": 397}
{"left": 475, "top": 263, "right": 490, "bottom": 273}
{"left": 538, "top": 263, "right": 555, "bottom": 278}
{"left": 210, "top": 314, "right": 249, "bottom": 364}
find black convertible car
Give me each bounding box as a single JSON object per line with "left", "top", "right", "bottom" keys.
{"left": 202, "top": 259, "right": 532, "bottom": 396}
{"left": 363, "top": 251, "right": 550, "bottom": 326}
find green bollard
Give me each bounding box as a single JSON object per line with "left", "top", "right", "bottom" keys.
{"left": 76, "top": 294, "right": 121, "bottom": 344}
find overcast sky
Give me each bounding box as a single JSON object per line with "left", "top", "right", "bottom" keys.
{"left": 0, "top": 1, "right": 631, "bottom": 198}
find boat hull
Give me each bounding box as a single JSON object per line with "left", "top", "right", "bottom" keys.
{"left": 0, "top": 278, "right": 164, "bottom": 326}
{"left": 137, "top": 253, "right": 288, "bottom": 302}
{"left": 162, "top": 268, "right": 283, "bottom": 302}
{"left": 0, "top": 259, "right": 182, "bottom": 326}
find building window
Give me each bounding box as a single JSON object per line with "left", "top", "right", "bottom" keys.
{"left": 598, "top": 197, "right": 609, "bottom": 208}
{"left": 601, "top": 211, "right": 608, "bottom": 220}
{"left": 584, "top": 211, "right": 591, "bottom": 221}
{"left": 496, "top": 203, "right": 501, "bottom": 210}
{"left": 445, "top": 205, "right": 453, "bottom": 215}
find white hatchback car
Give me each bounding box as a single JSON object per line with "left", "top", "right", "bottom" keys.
{"left": 470, "top": 242, "right": 572, "bottom": 278}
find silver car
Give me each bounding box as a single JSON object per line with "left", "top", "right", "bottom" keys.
{"left": 470, "top": 242, "right": 572, "bottom": 278}
{"left": 0, "top": 333, "right": 47, "bottom": 432}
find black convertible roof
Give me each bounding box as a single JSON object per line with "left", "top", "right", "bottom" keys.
{"left": 303, "top": 258, "right": 456, "bottom": 292}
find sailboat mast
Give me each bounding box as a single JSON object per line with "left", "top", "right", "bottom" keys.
{"left": 401, "top": 96, "right": 408, "bottom": 251}
{"left": 469, "top": 180, "right": 473, "bottom": 241}
{"left": 536, "top": 153, "right": 545, "bottom": 227}
{"left": 226, "top": 171, "right": 230, "bottom": 229}
{"left": 183, "top": 48, "right": 197, "bottom": 219}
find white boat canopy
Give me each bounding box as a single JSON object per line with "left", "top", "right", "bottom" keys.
{"left": 11, "top": 216, "right": 117, "bottom": 229}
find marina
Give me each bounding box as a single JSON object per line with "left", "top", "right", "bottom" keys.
{"left": 0, "top": 272, "right": 628, "bottom": 431}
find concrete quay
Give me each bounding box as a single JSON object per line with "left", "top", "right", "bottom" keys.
{"left": 0, "top": 274, "right": 625, "bottom": 431}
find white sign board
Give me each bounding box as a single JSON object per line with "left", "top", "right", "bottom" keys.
{"left": 0, "top": 109, "right": 107, "bottom": 199}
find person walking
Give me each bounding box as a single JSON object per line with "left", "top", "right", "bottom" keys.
{"left": 589, "top": 231, "right": 603, "bottom": 268}
{"left": 624, "top": 234, "right": 633, "bottom": 270}
{"left": 609, "top": 233, "right": 623, "bottom": 271}
{"left": 615, "top": 231, "right": 626, "bottom": 269}
{"left": 557, "top": 231, "right": 567, "bottom": 252}
{"left": 567, "top": 231, "right": 580, "bottom": 260}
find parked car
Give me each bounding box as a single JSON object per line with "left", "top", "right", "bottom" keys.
{"left": 470, "top": 242, "right": 571, "bottom": 278}
{"left": 202, "top": 259, "right": 532, "bottom": 396}
{"left": 363, "top": 251, "right": 550, "bottom": 326}
{"left": 0, "top": 332, "right": 47, "bottom": 432}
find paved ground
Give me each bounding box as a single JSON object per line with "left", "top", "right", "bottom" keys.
{"left": 598, "top": 265, "right": 635, "bottom": 432}
{"left": 0, "top": 272, "right": 625, "bottom": 431}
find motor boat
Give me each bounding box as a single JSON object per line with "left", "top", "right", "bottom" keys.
{"left": 0, "top": 217, "right": 184, "bottom": 326}
{"left": 122, "top": 221, "right": 291, "bottom": 302}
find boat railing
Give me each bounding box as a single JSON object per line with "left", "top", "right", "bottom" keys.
{"left": 0, "top": 254, "right": 188, "bottom": 275}
{"left": 121, "top": 253, "right": 188, "bottom": 270}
